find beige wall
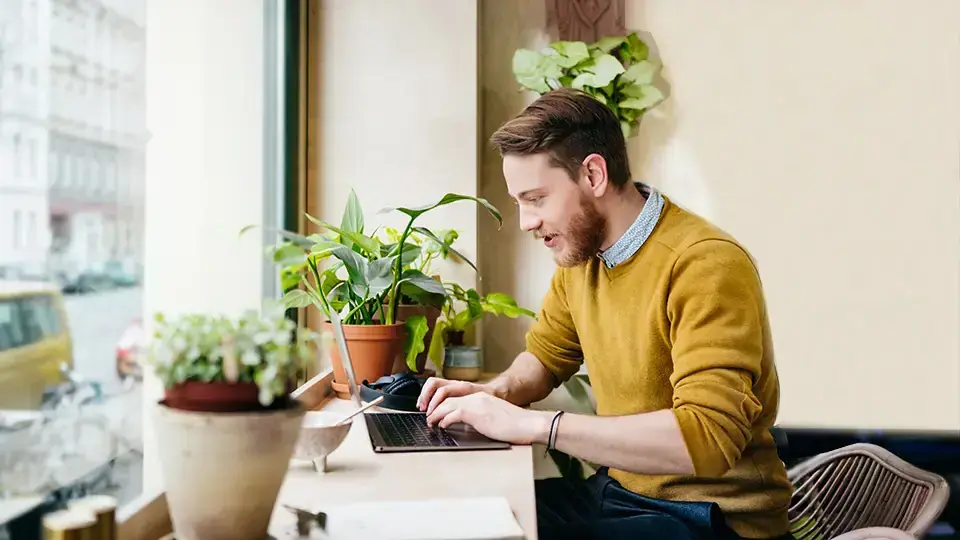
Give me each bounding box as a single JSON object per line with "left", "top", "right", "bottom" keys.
{"left": 479, "top": 0, "right": 960, "bottom": 432}
{"left": 311, "top": 0, "right": 481, "bottom": 304}
{"left": 141, "top": 0, "right": 268, "bottom": 491}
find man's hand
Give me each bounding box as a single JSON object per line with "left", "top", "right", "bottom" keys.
{"left": 417, "top": 377, "right": 489, "bottom": 415}
{"left": 425, "top": 392, "right": 552, "bottom": 446}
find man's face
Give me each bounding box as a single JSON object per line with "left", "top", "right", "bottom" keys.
{"left": 503, "top": 153, "right": 606, "bottom": 267}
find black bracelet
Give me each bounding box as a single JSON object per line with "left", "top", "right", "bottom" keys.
{"left": 546, "top": 410, "right": 565, "bottom": 452}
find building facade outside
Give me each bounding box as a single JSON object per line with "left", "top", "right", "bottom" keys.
{"left": 0, "top": 0, "right": 146, "bottom": 284}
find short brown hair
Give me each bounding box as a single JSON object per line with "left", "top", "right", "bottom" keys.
{"left": 489, "top": 88, "right": 631, "bottom": 187}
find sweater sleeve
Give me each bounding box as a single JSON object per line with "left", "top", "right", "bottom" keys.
{"left": 525, "top": 269, "right": 583, "bottom": 387}
{"left": 667, "top": 239, "right": 766, "bottom": 478}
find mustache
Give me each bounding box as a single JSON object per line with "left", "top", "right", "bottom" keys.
{"left": 533, "top": 230, "right": 557, "bottom": 240}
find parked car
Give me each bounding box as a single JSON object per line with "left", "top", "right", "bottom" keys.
{"left": 115, "top": 318, "right": 145, "bottom": 381}
{"left": 0, "top": 280, "right": 74, "bottom": 409}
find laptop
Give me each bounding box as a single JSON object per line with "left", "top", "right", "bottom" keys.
{"left": 328, "top": 309, "right": 510, "bottom": 453}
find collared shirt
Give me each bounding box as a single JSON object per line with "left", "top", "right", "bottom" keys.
{"left": 598, "top": 182, "right": 665, "bottom": 268}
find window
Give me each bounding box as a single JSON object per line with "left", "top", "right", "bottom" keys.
{"left": 0, "top": 0, "right": 150, "bottom": 521}
{"left": 0, "top": 294, "right": 62, "bottom": 352}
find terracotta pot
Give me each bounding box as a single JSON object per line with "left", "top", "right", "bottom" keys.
{"left": 153, "top": 400, "right": 305, "bottom": 540}
{"left": 387, "top": 304, "right": 442, "bottom": 374}
{"left": 327, "top": 322, "right": 405, "bottom": 399}
{"left": 164, "top": 381, "right": 294, "bottom": 413}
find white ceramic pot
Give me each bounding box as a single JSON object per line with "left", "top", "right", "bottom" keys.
{"left": 153, "top": 401, "right": 305, "bottom": 540}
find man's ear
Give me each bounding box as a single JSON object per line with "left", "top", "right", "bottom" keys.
{"left": 581, "top": 153, "right": 609, "bottom": 197}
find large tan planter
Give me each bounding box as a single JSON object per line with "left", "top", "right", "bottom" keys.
{"left": 153, "top": 401, "right": 305, "bottom": 540}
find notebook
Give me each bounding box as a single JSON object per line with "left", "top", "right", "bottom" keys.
{"left": 320, "top": 496, "right": 526, "bottom": 540}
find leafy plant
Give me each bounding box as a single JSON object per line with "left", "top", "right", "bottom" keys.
{"left": 379, "top": 227, "right": 461, "bottom": 279}
{"left": 145, "top": 303, "right": 317, "bottom": 406}
{"left": 512, "top": 32, "right": 665, "bottom": 138}
{"left": 427, "top": 283, "right": 536, "bottom": 364}
{"left": 247, "top": 189, "right": 502, "bottom": 370}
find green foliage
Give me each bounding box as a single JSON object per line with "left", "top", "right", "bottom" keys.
{"left": 145, "top": 302, "right": 317, "bottom": 407}
{"left": 512, "top": 32, "right": 665, "bottom": 138}
{"left": 427, "top": 283, "right": 537, "bottom": 366}
{"left": 245, "top": 189, "right": 502, "bottom": 366}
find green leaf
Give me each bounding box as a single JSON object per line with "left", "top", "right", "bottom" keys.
{"left": 398, "top": 269, "right": 445, "bottom": 295}
{"left": 282, "top": 289, "right": 313, "bottom": 309}
{"left": 402, "top": 315, "right": 430, "bottom": 372}
{"left": 340, "top": 189, "right": 364, "bottom": 235}
{"left": 624, "top": 33, "right": 649, "bottom": 62}
{"left": 513, "top": 49, "right": 551, "bottom": 94}
{"left": 592, "top": 36, "right": 626, "bottom": 53}
{"left": 330, "top": 246, "right": 368, "bottom": 289}
{"left": 364, "top": 256, "right": 396, "bottom": 298}
{"left": 280, "top": 267, "right": 305, "bottom": 291}
{"left": 310, "top": 240, "right": 342, "bottom": 259}
{"left": 620, "top": 121, "right": 632, "bottom": 139}
{"left": 570, "top": 54, "right": 624, "bottom": 89}
{"left": 399, "top": 282, "right": 446, "bottom": 309}
{"left": 620, "top": 85, "right": 664, "bottom": 110}
{"left": 586, "top": 54, "right": 625, "bottom": 87}
{"left": 621, "top": 60, "right": 658, "bottom": 85}
{"left": 378, "top": 194, "right": 502, "bottom": 228}
{"left": 383, "top": 242, "right": 421, "bottom": 267}
{"left": 428, "top": 319, "right": 448, "bottom": 367}
{"left": 547, "top": 41, "right": 589, "bottom": 68}
{"left": 413, "top": 226, "right": 479, "bottom": 273}
{"left": 484, "top": 292, "right": 537, "bottom": 319}
{"left": 512, "top": 49, "right": 562, "bottom": 94}
{"left": 272, "top": 243, "right": 307, "bottom": 267}
{"left": 304, "top": 213, "right": 380, "bottom": 255}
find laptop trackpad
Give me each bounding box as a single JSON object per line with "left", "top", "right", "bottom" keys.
{"left": 443, "top": 422, "right": 506, "bottom": 446}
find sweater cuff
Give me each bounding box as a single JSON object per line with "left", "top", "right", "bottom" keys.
{"left": 672, "top": 406, "right": 736, "bottom": 478}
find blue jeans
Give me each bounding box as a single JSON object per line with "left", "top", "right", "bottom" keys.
{"left": 536, "top": 468, "right": 792, "bottom": 540}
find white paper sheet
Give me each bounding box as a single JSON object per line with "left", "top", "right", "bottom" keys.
{"left": 319, "top": 496, "right": 526, "bottom": 540}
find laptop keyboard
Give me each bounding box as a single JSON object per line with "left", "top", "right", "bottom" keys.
{"left": 369, "top": 413, "right": 458, "bottom": 447}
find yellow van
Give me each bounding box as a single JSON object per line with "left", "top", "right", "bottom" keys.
{"left": 0, "top": 281, "right": 74, "bottom": 410}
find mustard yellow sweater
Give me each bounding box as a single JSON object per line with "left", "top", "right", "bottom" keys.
{"left": 526, "top": 197, "right": 793, "bottom": 539}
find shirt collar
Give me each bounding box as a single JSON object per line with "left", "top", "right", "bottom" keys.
{"left": 598, "top": 182, "right": 665, "bottom": 268}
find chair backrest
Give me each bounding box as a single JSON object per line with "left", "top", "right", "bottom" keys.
{"left": 786, "top": 443, "right": 950, "bottom": 539}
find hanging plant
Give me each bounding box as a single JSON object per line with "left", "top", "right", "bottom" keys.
{"left": 512, "top": 32, "right": 665, "bottom": 138}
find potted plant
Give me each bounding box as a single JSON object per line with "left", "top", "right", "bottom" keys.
{"left": 145, "top": 304, "right": 316, "bottom": 540}
{"left": 376, "top": 226, "right": 467, "bottom": 374}
{"left": 261, "top": 189, "right": 501, "bottom": 398}
{"left": 512, "top": 32, "right": 665, "bottom": 138}
{"left": 427, "top": 283, "right": 536, "bottom": 381}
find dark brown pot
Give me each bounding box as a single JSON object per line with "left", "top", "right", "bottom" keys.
{"left": 327, "top": 322, "right": 406, "bottom": 399}
{"left": 384, "top": 304, "right": 442, "bottom": 374}
{"left": 163, "top": 381, "right": 294, "bottom": 413}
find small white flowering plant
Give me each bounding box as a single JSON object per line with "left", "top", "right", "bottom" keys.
{"left": 146, "top": 303, "right": 318, "bottom": 408}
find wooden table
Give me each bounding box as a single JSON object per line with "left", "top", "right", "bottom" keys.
{"left": 117, "top": 371, "right": 541, "bottom": 539}
{"left": 267, "top": 394, "right": 538, "bottom": 539}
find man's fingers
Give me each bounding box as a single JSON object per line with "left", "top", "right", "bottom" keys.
{"left": 438, "top": 408, "right": 465, "bottom": 429}
{"left": 426, "top": 385, "right": 451, "bottom": 416}
{"left": 417, "top": 378, "right": 440, "bottom": 411}
{"left": 426, "top": 398, "right": 455, "bottom": 426}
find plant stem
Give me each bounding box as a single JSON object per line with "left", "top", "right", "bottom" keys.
{"left": 307, "top": 257, "right": 334, "bottom": 318}
{"left": 388, "top": 219, "right": 416, "bottom": 326}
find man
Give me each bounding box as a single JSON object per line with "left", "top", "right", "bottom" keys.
{"left": 417, "top": 88, "right": 794, "bottom": 540}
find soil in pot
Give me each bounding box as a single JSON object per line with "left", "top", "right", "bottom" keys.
{"left": 327, "top": 322, "right": 405, "bottom": 399}
{"left": 164, "top": 381, "right": 295, "bottom": 413}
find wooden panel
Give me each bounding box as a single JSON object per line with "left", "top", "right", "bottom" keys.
{"left": 546, "top": 0, "right": 625, "bottom": 42}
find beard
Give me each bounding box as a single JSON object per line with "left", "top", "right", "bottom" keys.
{"left": 538, "top": 196, "right": 607, "bottom": 268}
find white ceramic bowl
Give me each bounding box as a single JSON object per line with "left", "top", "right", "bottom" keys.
{"left": 292, "top": 411, "right": 353, "bottom": 472}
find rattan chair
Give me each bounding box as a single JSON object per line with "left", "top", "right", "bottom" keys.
{"left": 787, "top": 442, "right": 951, "bottom": 539}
